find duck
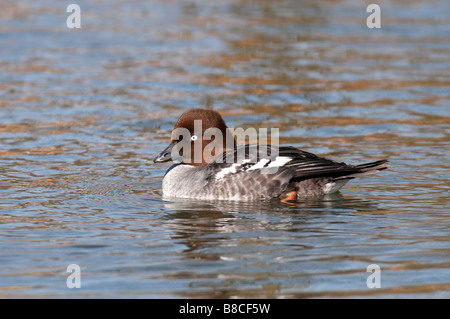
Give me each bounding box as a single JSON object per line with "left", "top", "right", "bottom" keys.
{"left": 153, "top": 108, "right": 389, "bottom": 201}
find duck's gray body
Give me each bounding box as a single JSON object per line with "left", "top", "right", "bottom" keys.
{"left": 161, "top": 145, "right": 388, "bottom": 201}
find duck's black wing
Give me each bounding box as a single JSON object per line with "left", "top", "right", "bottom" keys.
{"left": 278, "top": 146, "right": 388, "bottom": 181}
{"left": 213, "top": 144, "right": 388, "bottom": 181}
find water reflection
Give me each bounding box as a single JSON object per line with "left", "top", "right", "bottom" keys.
{"left": 157, "top": 195, "right": 395, "bottom": 298}
{"left": 160, "top": 195, "right": 385, "bottom": 259}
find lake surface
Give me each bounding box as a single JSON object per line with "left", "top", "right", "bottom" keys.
{"left": 0, "top": 0, "right": 449, "bottom": 298}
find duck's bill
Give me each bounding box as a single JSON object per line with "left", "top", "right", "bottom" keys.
{"left": 153, "top": 142, "right": 177, "bottom": 163}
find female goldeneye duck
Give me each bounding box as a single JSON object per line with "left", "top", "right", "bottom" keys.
{"left": 153, "top": 108, "right": 389, "bottom": 201}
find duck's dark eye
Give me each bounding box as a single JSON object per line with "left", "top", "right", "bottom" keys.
{"left": 191, "top": 135, "right": 198, "bottom": 141}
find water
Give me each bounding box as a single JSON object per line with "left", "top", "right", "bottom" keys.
{"left": 0, "top": 0, "right": 449, "bottom": 298}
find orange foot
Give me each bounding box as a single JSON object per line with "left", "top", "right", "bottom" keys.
{"left": 280, "top": 190, "right": 297, "bottom": 204}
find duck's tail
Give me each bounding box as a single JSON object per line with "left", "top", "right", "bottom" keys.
{"left": 334, "top": 159, "right": 389, "bottom": 180}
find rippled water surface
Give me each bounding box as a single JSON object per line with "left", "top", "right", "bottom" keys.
{"left": 1, "top": 0, "right": 449, "bottom": 298}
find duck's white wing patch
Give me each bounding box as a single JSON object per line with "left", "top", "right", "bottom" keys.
{"left": 215, "top": 164, "right": 240, "bottom": 179}
{"left": 215, "top": 156, "right": 293, "bottom": 180}
{"left": 267, "top": 156, "right": 292, "bottom": 168}
{"left": 247, "top": 158, "right": 270, "bottom": 171}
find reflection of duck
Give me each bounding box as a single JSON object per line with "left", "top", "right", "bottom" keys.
{"left": 160, "top": 194, "right": 382, "bottom": 263}
{"left": 154, "top": 108, "right": 388, "bottom": 201}
{"left": 161, "top": 192, "right": 347, "bottom": 211}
